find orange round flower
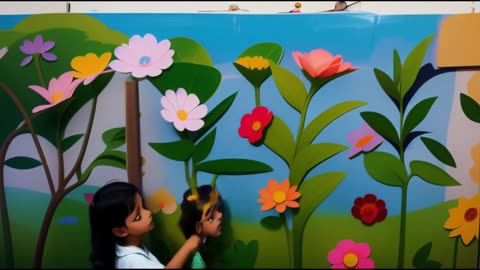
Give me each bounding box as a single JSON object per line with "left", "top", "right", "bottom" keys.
{"left": 257, "top": 179, "right": 301, "bottom": 213}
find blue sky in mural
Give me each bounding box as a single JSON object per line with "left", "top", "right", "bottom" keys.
{"left": 0, "top": 13, "right": 455, "bottom": 222}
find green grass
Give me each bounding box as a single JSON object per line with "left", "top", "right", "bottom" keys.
{"left": 0, "top": 186, "right": 478, "bottom": 268}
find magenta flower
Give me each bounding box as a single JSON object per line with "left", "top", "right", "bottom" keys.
{"left": 19, "top": 34, "right": 57, "bottom": 67}
{"left": 0, "top": 47, "right": 7, "bottom": 60}
{"left": 109, "top": 33, "right": 174, "bottom": 78}
{"left": 328, "top": 240, "right": 374, "bottom": 269}
{"left": 28, "top": 71, "right": 83, "bottom": 113}
{"left": 347, "top": 122, "right": 383, "bottom": 158}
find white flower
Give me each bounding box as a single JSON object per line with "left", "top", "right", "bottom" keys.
{"left": 160, "top": 88, "right": 208, "bottom": 131}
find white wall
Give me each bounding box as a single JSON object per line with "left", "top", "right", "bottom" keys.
{"left": 0, "top": 1, "right": 477, "bottom": 15}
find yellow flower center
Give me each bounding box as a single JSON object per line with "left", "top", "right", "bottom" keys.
{"left": 177, "top": 109, "right": 188, "bottom": 121}
{"left": 236, "top": 56, "right": 270, "bottom": 70}
{"left": 51, "top": 92, "right": 64, "bottom": 104}
{"left": 273, "top": 191, "right": 286, "bottom": 203}
{"left": 355, "top": 135, "right": 374, "bottom": 148}
{"left": 343, "top": 253, "right": 359, "bottom": 268}
{"left": 464, "top": 207, "right": 478, "bottom": 222}
{"left": 252, "top": 121, "right": 262, "bottom": 131}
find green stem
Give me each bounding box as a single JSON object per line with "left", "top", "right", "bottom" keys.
{"left": 453, "top": 236, "right": 459, "bottom": 269}
{"left": 281, "top": 213, "right": 294, "bottom": 268}
{"left": 33, "top": 54, "right": 47, "bottom": 89}
{"left": 294, "top": 91, "right": 313, "bottom": 155}
{"left": 184, "top": 160, "right": 191, "bottom": 189}
{"left": 191, "top": 167, "right": 198, "bottom": 194}
{"left": 210, "top": 174, "right": 218, "bottom": 188}
{"left": 254, "top": 86, "right": 261, "bottom": 107}
{"left": 398, "top": 185, "right": 407, "bottom": 269}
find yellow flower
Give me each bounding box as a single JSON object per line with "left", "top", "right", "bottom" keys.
{"left": 469, "top": 144, "right": 480, "bottom": 185}
{"left": 235, "top": 56, "right": 270, "bottom": 70}
{"left": 467, "top": 71, "right": 480, "bottom": 104}
{"left": 444, "top": 193, "right": 480, "bottom": 245}
{"left": 146, "top": 188, "right": 177, "bottom": 214}
{"left": 70, "top": 52, "right": 112, "bottom": 84}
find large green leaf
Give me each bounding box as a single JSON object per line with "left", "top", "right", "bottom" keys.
{"left": 361, "top": 111, "right": 400, "bottom": 153}
{"left": 148, "top": 62, "right": 221, "bottom": 104}
{"left": 192, "top": 129, "right": 216, "bottom": 165}
{"left": 298, "top": 101, "right": 367, "bottom": 151}
{"left": 270, "top": 62, "right": 307, "bottom": 113}
{"left": 363, "top": 151, "right": 407, "bottom": 187}
{"left": 374, "top": 68, "right": 399, "bottom": 102}
{"left": 399, "top": 34, "right": 435, "bottom": 97}
{"left": 149, "top": 140, "right": 195, "bottom": 161}
{"left": 410, "top": 160, "right": 460, "bottom": 186}
{"left": 102, "top": 127, "right": 125, "bottom": 145}
{"left": 412, "top": 241, "right": 442, "bottom": 269}
{"left": 60, "top": 134, "right": 84, "bottom": 153}
{"left": 460, "top": 93, "right": 480, "bottom": 124}
{"left": 188, "top": 92, "right": 237, "bottom": 142}
{"left": 260, "top": 216, "right": 283, "bottom": 231}
{"left": 420, "top": 137, "right": 456, "bottom": 168}
{"left": 80, "top": 150, "right": 126, "bottom": 182}
{"left": 402, "top": 97, "right": 437, "bottom": 140}
{"left": 223, "top": 240, "right": 259, "bottom": 269}
{"left": 263, "top": 116, "right": 295, "bottom": 167}
{"left": 289, "top": 143, "right": 347, "bottom": 187}
{"left": 195, "top": 159, "right": 273, "bottom": 175}
{"left": 4, "top": 156, "right": 42, "bottom": 170}
{"left": 393, "top": 49, "right": 402, "bottom": 87}
{"left": 170, "top": 37, "right": 214, "bottom": 67}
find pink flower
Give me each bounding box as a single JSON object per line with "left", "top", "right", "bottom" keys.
{"left": 28, "top": 72, "right": 83, "bottom": 113}
{"left": 347, "top": 123, "right": 383, "bottom": 158}
{"left": 328, "top": 240, "right": 374, "bottom": 269}
{"left": 109, "top": 33, "right": 174, "bottom": 78}
{"left": 0, "top": 47, "right": 7, "bottom": 60}
{"left": 292, "top": 48, "right": 356, "bottom": 79}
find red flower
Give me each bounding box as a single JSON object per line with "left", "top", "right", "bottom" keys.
{"left": 238, "top": 106, "right": 273, "bottom": 144}
{"left": 351, "top": 194, "right": 387, "bottom": 225}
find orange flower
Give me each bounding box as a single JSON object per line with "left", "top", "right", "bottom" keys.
{"left": 257, "top": 179, "right": 301, "bottom": 213}
{"left": 292, "top": 48, "right": 357, "bottom": 79}
{"left": 467, "top": 71, "right": 480, "bottom": 104}
{"left": 469, "top": 144, "right": 480, "bottom": 185}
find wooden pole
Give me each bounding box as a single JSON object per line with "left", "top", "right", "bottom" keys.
{"left": 125, "top": 80, "right": 142, "bottom": 190}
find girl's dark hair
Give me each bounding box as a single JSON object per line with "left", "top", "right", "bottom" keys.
{"left": 88, "top": 181, "right": 140, "bottom": 269}
{"left": 178, "top": 185, "right": 224, "bottom": 239}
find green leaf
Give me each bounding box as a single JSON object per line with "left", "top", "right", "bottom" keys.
{"left": 410, "top": 160, "right": 460, "bottom": 186}
{"left": 460, "top": 93, "right": 480, "bottom": 124}
{"left": 420, "top": 260, "right": 442, "bottom": 269}
{"left": 298, "top": 101, "right": 367, "bottom": 151}
{"left": 363, "top": 151, "right": 407, "bottom": 187}
{"left": 260, "top": 216, "right": 283, "bottom": 231}
{"left": 399, "top": 34, "right": 435, "bottom": 97}
{"left": 412, "top": 241, "right": 432, "bottom": 267}
{"left": 170, "top": 37, "right": 214, "bottom": 66}
{"left": 404, "top": 131, "right": 430, "bottom": 150}
{"left": 264, "top": 116, "right": 295, "bottom": 167}
{"left": 61, "top": 134, "right": 84, "bottom": 152}
{"left": 149, "top": 140, "right": 195, "bottom": 161}
{"left": 421, "top": 137, "right": 456, "bottom": 168}
{"left": 270, "top": 62, "right": 307, "bottom": 113}
{"left": 361, "top": 111, "right": 400, "bottom": 153}
{"left": 148, "top": 62, "right": 221, "bottom": 104}
{"left": 192, "top": 129, "right": 216, "bottom": 164}
{"left": 195, "top": 159, "right": 273, "bottom": 175}
{"left": 4, "top": 156, "right": 42, "bottom": 170}
{"left": 233, "top": 63, "right": 272, "bottom": 89}
{"left": 223, "top": 240, "right": 259, "bottom": 268}
{"left": 289, "top": 143, "right": 347, "bottom": 187}
{"left": 373, "top": 68, "right": 399, "bottom": 101}
{"left": 393, "top": 49, "right": 402, "bottom": 86}
{"left": 293, "top": 172, "right": 346, "bottom": 244}
{"left": 188, "top": 92, "right": 238, "bottom": 142}
{"left": 80, "top": 150, "right": 126, "bottom": 182}
{"left": 402, "top": 97, "right": 437, "bottom": 140}
{"left": 102, "top": 127, "right": 126, "bottom": 146}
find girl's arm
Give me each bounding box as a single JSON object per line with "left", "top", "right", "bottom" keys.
{"left": 164, "top": 234, "right": 203, "bottom": 269}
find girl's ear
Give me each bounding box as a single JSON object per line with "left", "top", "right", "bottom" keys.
{"left": 112, "top": 227, "right": 128, "bottom": 238}
{"left": 195, "top": 221, "right": 202, "bottom": 235}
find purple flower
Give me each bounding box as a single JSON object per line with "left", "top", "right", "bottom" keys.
{"left": 19, "top": 34, "right": 57, "bottom": 67}
{"left": 347, "top": 122, "right": 383, "bottom": 158}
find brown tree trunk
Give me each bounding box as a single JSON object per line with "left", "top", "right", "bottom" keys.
{"left": 125, "top": 80, "right": 143, "bottom": 190}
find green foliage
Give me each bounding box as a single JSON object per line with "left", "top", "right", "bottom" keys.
{"left": 4, "top": 156, "right": 42, "bottom": 170}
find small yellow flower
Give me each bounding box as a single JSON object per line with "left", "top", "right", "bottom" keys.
{"left": 70, "top": 52, "right": 112, "bottom": 84}
{"left": 469, "top": 144, "right": 480, "bottom": 185}
{"left": 444, "top": 193, "right": 480, "bottom": 245}
{"left": 235, "top": 56, "right": 270, "bottom": 70}
{"left": 146, "top": 188, "right": 177, "bottom": 214}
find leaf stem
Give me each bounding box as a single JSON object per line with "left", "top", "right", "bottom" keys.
{"left": 33, "top": 54, "right": 47, "bottom": 89}
{"left": 453, "top": 236, "right": 459, "bottom": 269}
{"left": 254, "top": 86, "right": 261, "bottom": 107}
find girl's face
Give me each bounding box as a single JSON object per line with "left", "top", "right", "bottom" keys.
{"left": 124, "top": 193, "right": 154, "bottom": 237}
{"left": 199, "top": 204, "right": 223, "bottom": 238}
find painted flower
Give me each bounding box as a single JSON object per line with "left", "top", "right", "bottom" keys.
{"left": 347, "top": 122, "right": 383, "bottom": 158}
{"left": 235, "top": 56, "right": 270, "bottom": 70}
{"left": 28, "top": 71, "right": 83, "bottom": 113}
{"left": 146, "top": 188, "right": 177, "bottom": 214}
{"left": 0, "top": 47, "right": 7, "bottom": 60}
{"left": 466, "top": 71, "right": 480, "bottom": 104}
{"left": 160, "top": 88, "right": 208, "bottom": 132}
{"left": 71, "top": 52, "right": 113, "bottom": 85}
{"left": 292, "top": 48, "right": 357, "bottom": 79}
{"left": 84, "top": 193, "right": 94, "bottom": 205}
{"left": 257, "top": 178, "right": 301, "bottom": 213}
{"left": 444, "top": 193, "right": 480, "bottom": 245}
{"left": 469, "top": 144, "right": 480, "bottom": 185}
{"left": 238, "top": 106, "right": 273, "bottom": 144}
{"left": 351, "top": 194, "right": 387, "bottom": 225}
{"left": 328, "top": 240, "right": 374, "bottom": 269}
{"left": 109, "top": 33, "right": 174, "bottom": 78}
{"left": 19, "top": 34, "right": 57, "bottom": 67}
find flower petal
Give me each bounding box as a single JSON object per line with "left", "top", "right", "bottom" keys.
{"left": 184, "top": 119, "right": 204, "bottom": 131}
{"left": 20, "top": 55, "right": 33, "bottom": 67}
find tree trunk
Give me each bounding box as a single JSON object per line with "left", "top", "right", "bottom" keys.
{"left": 125, "top": 80, "right": 143, "bottom": 190}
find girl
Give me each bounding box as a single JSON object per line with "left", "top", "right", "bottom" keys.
{"left": 178, "top": 185, "right": 224, "bottom": 269}
{"left": 88, "top": 181, "right": 202, "bottom": 269}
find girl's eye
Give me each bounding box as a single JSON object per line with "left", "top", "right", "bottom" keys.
{"left": 135, "top": 214, "right": 141, "bottom": 221}
{"left": 208, "top": 217, "right": 214, "bottom": 222}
